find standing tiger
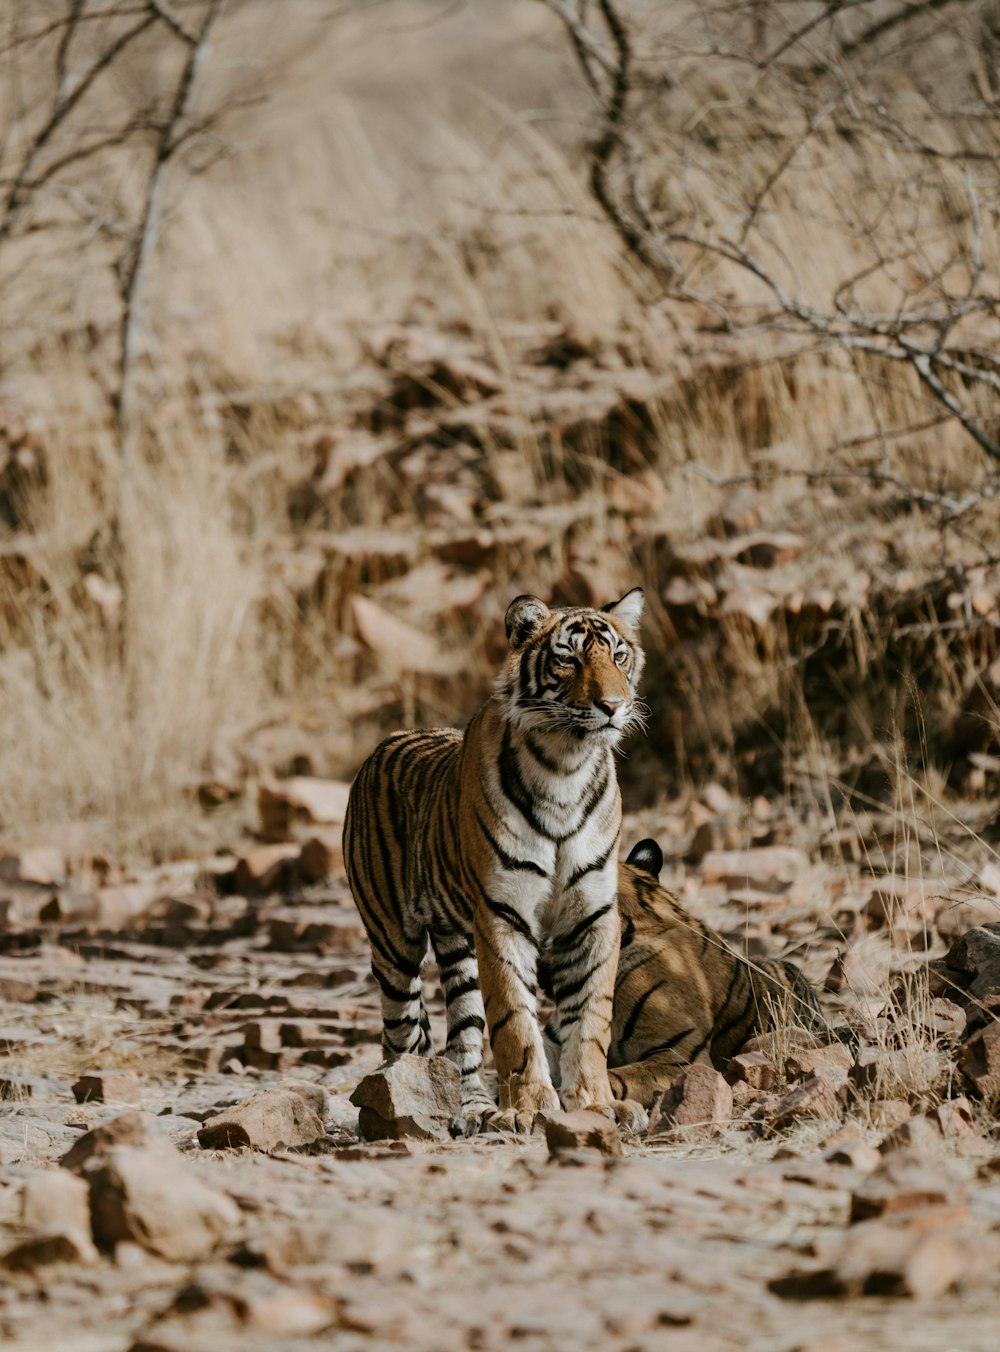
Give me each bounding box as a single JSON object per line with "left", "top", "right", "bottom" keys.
{"left": 542, "top": 838, "right": 824, "bottom": 1109}
{"left": 344, "top": 588, "right": 647, "bottom": 1133}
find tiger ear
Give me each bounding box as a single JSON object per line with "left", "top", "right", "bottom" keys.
{"left": 625, "top": 838, "right": 663, "bottom": 879}
{"left": 505, "top": 595, "right": 550, "bottom": 647}
{"left": 603, "top": 586, "right": 644, "bottom": 639}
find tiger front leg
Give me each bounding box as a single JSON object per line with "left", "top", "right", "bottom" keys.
{"left": 474, "top": 910, "right": 558, "bottom": 1133}
{"left": 550, "top": 895, "right": 645, "bottom": 1134}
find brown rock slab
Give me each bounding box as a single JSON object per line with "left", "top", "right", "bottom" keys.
{"left": 958, "top": 1020, "right": 1000, "bottom": 1102}
{"left": 648, "top": 1065, "right": 733, "bottom": 1136}
{"left": 2, "top": 1228, "right": 98, "bottom": 1271}
{"left": 350, "top": 1055, "right": 461, "bottom": 1141}
{"left": 60, "top": 1111, "right": 153, "bottom": 1171}
{"left": 934, "top": 1096, "right": 976, "bottom": 1138}
{"left": 541, "top": 1109, "right": 623, "bottom": 1157}
{"left": 258, "top": 776, "right": 350, "bottom": 838}
{"left": 89, "top": 1143, "right": 239, "bottom": 1259}
{"left": 351, "top": 595, "right": 443, "bottom": 673}
{"left": 726, "top": 1050, "right": 777, "bottom": 1091}
{"left": 850, "top": 1164, "right": 965, "bottom": 1223}
{"left": 21, "top": 1170, "right": 91, "bottom": 1234}
{"left": 766, "top": 1073, "right": 840, "bottom": 1128}
{"left": 0, "top": 847, "right": 65, "bottom": 885}
{"left": 784, "top": 1044, "right": 852, "bottom": 1085}
{"left": 297, "top": 831, "right": 344, "bottom": 881}
{"left": 72, "top": 1070, "right": 142, "bottom": 1104}
{"left": 772, "top": 1222, "right": 964, "bottom": 1300}
{"left": 197, "top": 1085, "right": 327, "bottom": 1152}
{"left": 701, "top": 846, "right": 807, "bottom": 893}
{"left": 878, "top": 1115, "right": 943, "bottom": 1160}
{"left": 233, "top": 843, "right": 299, "bottom": 895}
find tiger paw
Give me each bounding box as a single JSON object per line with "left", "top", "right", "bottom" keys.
{"left": 451, "top": 1093, "right": 499, "bottom": 1137}
{"left": 490, "top": 1074, "right": 559, "bottom": 1133}
{"left": 560, "top": 1095, "right": 648, "bottom": 1136}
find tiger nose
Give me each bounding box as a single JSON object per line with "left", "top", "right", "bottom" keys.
{"left": 596, "top": 696, "right": 624, "bottom": 717}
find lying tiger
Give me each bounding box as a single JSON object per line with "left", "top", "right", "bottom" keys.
{"left": 543, "top": 838, "right": 824, "bottom": 1108}
{"left": 345, "top": 588, "right": 648, "bottom": 1133}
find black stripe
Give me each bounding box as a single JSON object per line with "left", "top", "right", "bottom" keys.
{"left": 490, "top": 1009, "right": 515, "bottom": 1041}
{"left": 372, "top": 967, "right": 417, "bottom": 1003}
{"left": 620, "top": 977, "right": 669, "bottom": 1044}
{"left": 497, "top": 726, "right": 552, "bottom": 838}
{"left": 567, "top": 841, "right": 615, "bottom": 890}
{"left": 475, "top": 809, "right": 549, "bottom": 877}
{"left": 447, "top": 1014, "right": 486, "bottom": 1042}
{"left": 636, "top": 1029, "right": 696, "bottom": 1062}
{"left": 482, "top": 893, "right": 537, "bottom": 944}
{"left": 552, "top": 960, "right": 601, "bottom": 1003}
{"left": 565, "top": 763, "right": 610, "bottom": 840}
{"left": 551, "top": 903, "right": 613, "bottom": 954}
{"left": 443, "top": 976, "right": 481, "bottom": 1002}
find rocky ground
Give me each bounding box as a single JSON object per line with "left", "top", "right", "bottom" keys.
{"left": 2, "top": 778, "right": 1000, "bottom": 1351}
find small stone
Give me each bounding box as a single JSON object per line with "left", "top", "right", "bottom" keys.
{"left": 726, "top": 1051, "right": 777, "bottom": 1091}
{"left": 958, "top": 1021, "right": 1000, "bottom": 1102}
{"left": 766, "top": 1073, "right": 840, "bottom": 1128}
{"left": 850, "top": 1164, "right": 965, "bottom": 1223}
{"left": 868, "top": 1099, "right": 912, "bottom": 1131}
{"left": 197, "top": 1086, "right": 327, "bottom": 1152}
{"left": 71, "top": 1070, "right": 141, "bottom": 1104}
{"left": 878, "top": 1115, "right": 943, "bottom": 1160}
{"left": 89, "top": 1143, "right": 239, "bottom": 1260}
{"left": 350, "top": 1055, "right": 461, "bottom": 1142}
{"left": 823, "top": 1138, "right": 882, "bottom": 1172}
{"left": 0, "top": 847, "right": 65, "bottom": 886}
{"left": 21, "top": 1170, "right": 91, "bottom": 1234}
{"left": 934, "top": 1097, "right": 976, "bottom": 1138}
{"left": 60, "top": 1112, "right": 152, "bottom": 1171}
{"left": 258, "top": 777, "right": 351, "bottom": 839}
{"left": 784, "top": 1044, "right": 852, "bottom": 1085}
{"left": 541, "top": 1110, "right": 623, "bottom": 1157}
{"left": 648, "top": 1065, "right": 733, "bottom": 1136}
{"left": 2, "top": 1229, "right": 98, "bottom": 1271}
{"left": 701, "top": 846, "right": 807, "bottom": 894}
{"left": 297, "top": 832, "right": 343, "bottom": 882}
{"left": 233, "top": 844, "right": 299, "bottom": 895}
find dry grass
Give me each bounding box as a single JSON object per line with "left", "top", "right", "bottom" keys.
{"left": 0, "top": 0, "right": 997, "bottom": 852}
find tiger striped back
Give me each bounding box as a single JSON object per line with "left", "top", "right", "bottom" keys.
{"left": 344, "top": 588, "right": 647, "bottom": 1132}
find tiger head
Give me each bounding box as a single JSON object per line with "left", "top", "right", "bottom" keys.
{"left": 497, "top": 588, "right": 646, "bottom": 744}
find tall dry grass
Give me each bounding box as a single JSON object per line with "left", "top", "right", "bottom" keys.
{"left": 0, "top": 1, "right": 998, "bottom": 850}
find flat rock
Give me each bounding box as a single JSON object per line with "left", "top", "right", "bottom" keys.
{"left": 89, "top": 1143, "right": 240, "bottom": 1260}
{"left": 648, "top": 1065, "right": 733, "bottom": 1136}
{"left": 2, "top": 1227, "right": 98, "bottom": 1271}
{"left": 701, "top": 846, "right": 807, "bottom": 893}
{"left": 850, "top": 1164, "right": 966, "bottom": 1223}
{"left": 197, "top": 1085, "right": 327, "bottom": 1152}
{"left": 541, "top": 1109, "right": 623, "bottom": 1156}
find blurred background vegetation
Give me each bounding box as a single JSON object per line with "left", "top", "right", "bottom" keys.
{"left": 1, "top": 0, "right": 998, "bottom": 857}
